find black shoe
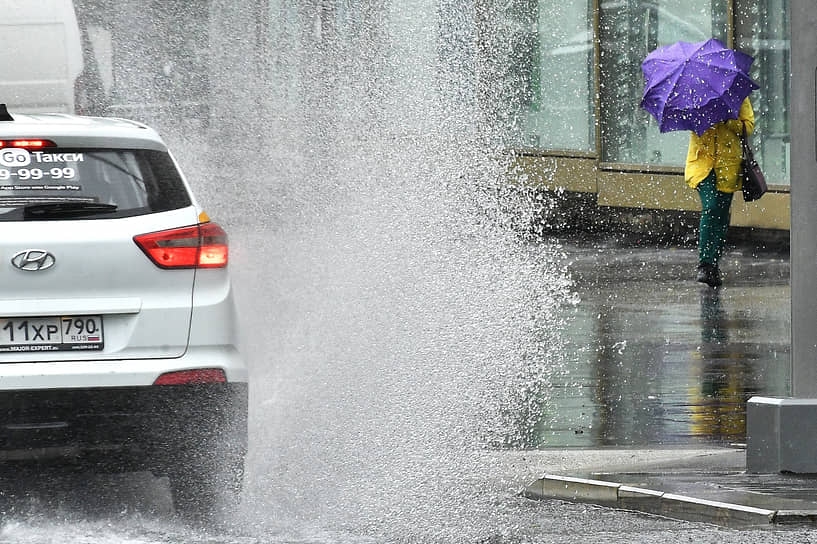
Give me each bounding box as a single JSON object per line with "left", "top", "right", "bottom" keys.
{"left": 696, "top": 263, "right": 722, "bottom": 287}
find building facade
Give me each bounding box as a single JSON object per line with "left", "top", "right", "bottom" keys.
{"left": 503, "top": 0, "right": 790, "bottom": 231}
{"left": 66, "top": 0, "right": 790, "bottom": 230}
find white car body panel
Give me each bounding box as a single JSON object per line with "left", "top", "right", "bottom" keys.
{"left": 0, "top": 345, "right": 247, "bottom": 391}
{"left": 0, "top": 1, "right": 84, "bottom": 114}
{"left": 0, "top": 112, "right": 245, "bottom": 387}
{"left": 0, "top": 296, "right": 142, "bottom": 317}
{"left": 0, "top": 208, "right": 199, "bottom": 361}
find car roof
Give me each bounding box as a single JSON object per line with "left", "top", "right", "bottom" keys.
{"left": 0, "top": 112, "right": 168, "bottom": 151}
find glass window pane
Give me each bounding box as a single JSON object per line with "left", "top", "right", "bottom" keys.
{"left": 599, "top": 0, "right": 728, "bottom": 165}
{"left": 735, "top": 1, "right": 790, "bottom": 185}
{"left": 522, "top": 0, "right": 596, "bottom": 151}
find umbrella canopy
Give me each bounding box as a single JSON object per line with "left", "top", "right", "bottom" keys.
{"left": 640, "top": 38, "right": 759, "bottom": 136}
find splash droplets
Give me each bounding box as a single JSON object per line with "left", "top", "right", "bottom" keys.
{"left": 181, "top": 2, "right": 575, "bottom": 541}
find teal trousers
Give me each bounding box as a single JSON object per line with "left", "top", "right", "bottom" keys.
{"left": 697, "top": 171, "right": 733, "bottom": 266}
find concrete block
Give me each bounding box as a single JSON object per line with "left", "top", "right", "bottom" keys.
{"left": 542, "top": 475, "right": 620, "bottom": 506}
{"left": 618, "top": 485, "right": 663, "bottom": 514}
{"left": 773, "top": 510, "right": 817, "bottom": 525}
{"left": 747, "top": 396, "right": 817, "bottom": 473}
{"left": 661, "top": 493, "right": 776, "bottom": 527}
{"left": 747, "top": 397, "right": 781, "bottom": 473}
{"left": 523, "top": 478, "right": 545, "bottom": 499}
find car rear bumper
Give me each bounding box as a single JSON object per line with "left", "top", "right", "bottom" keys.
{"left": 0, "top": 345, "right": 247, "bottom": 390}
{"left": 0, "top": 382, "right": 247, "bottom": 471}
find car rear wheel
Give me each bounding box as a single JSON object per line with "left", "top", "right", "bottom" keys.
{"left": 163, "top": 383, "right": 248, "bottom": 522}
{"left": 169, "top": 447, "right": 245, "bottom": 522}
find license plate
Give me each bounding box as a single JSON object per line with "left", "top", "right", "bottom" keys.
{"left": 0, "top": 316, "right": 104, "bottom": 352}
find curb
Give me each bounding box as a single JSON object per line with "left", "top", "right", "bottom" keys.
{"left": 525, "top": 474, "right": 817, "bottom": 527}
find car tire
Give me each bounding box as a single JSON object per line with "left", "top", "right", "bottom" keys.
{"left": 169, "top": 449, "right": 245, "bottom": 523}
{"left": 161, "top": 383, "right": 248, "bottom": 522}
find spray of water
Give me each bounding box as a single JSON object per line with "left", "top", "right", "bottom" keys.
{"left": 179, "top": 1, "right": 576, "bottom": 542}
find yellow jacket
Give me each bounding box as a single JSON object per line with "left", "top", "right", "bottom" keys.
{"left": 684, "top": 98, "right": 755, "bottom": 193}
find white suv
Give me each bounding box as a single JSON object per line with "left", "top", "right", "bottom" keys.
{"left": 0, "top": 105, "right": 247, "bottom": 519}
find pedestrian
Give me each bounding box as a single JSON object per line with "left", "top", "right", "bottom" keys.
{"left": 684, "top": 97, "right": 754, "bottom": 287}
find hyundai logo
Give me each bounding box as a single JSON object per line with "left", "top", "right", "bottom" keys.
{"left": 11, "top": 250, "right": 56, "bottom": 271}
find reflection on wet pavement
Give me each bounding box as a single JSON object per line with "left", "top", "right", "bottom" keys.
{"left": 538, "top": 241, "right": 790, "bottom": 447}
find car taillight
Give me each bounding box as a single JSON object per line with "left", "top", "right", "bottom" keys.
{"left": 0, "top": 139, "right": 56, "bottom": 149}
{"left": 154, "top": 368, "right": 227, "bottom": 385}
{"left": 134, "top": 222, "right": 228, "bottom": 269}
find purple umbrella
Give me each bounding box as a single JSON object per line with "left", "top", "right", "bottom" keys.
{"left": 640, "top": 38, "right": 759, "bottom": 136}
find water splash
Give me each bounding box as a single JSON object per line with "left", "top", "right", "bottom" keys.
{"left": 178, "top": 1, "right": 575, "bottom": 541}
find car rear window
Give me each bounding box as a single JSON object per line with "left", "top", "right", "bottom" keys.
{"left": 0, "top": 148, "right": 191, "bottom": 221}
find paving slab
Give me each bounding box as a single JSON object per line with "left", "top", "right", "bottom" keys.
{"left": 525, "top": 447, "right": 817, "bottom": 527}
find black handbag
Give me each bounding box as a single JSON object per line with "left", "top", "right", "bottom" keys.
{"left": 740, "top": 126, "right": 768, "bottom": 202}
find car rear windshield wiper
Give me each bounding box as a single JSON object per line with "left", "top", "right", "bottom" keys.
{"left": 23, "top": 202, "right": 119, "bottom": 219}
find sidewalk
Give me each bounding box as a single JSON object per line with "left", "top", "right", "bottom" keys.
{"left": 525, "top": 237, "right": 804, "bottom": 527}
{"left": 525, "top": 446, "right": 817, "bottom": 527}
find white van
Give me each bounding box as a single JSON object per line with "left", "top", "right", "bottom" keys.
{"left": 0, "top": 0, "right": 84, "bottom": 113}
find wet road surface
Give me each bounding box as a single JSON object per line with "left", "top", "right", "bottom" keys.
{"left": 541, "top": 239, "right": 790, "bottom": 448}
{"left": 0, "top": 463, "right": 815, "bottom": 544}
